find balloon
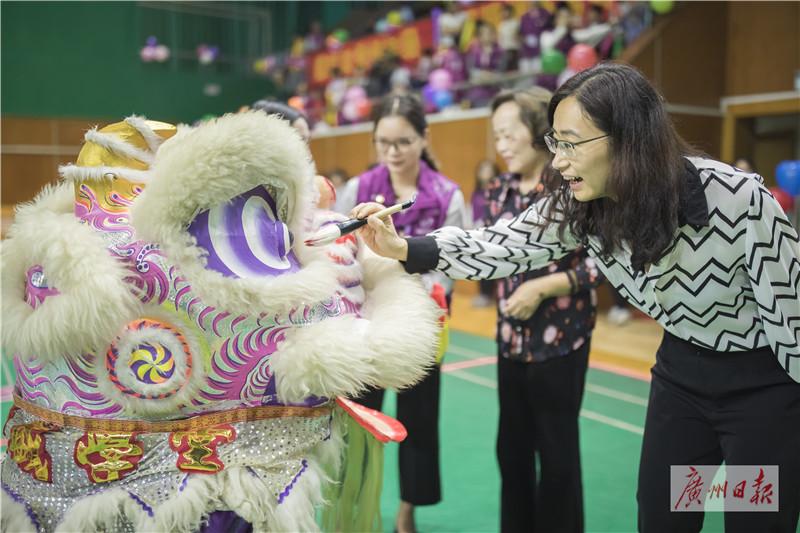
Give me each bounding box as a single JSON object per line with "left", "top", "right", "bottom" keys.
{"left": 421, "top": 84, "right": 436, "bottom": 106}
{"left": 541, "top": 49, "right": 567, "bottom": 75}
{"left": 342, "top": 100, "right": 360, "bottom": 122}
{"left": 140, "top": 46, "right": 156, "bottom": 62}
{"left": 400, "top": 6, "right": 415, "bottom": 23}
{"left": 253, "top": 58, "right": 270, "bottom": 74}
{"left": 387, "top": 10, "right": 403, "bottom": 27}
{"left": 776, "top": 160, "right": 800, "bottom": 196}
{"left": 197, "top": 45, "right": 218, "bottom": 65}
{"left": 344, "top": 85, "right": 367, "bottom": 103}
{"left": 567, "top": 44, "right": 599, "bottom": 72}
{"left": 325, "top": 35, "right": 342, "bottom": 50}
{"left": 288, "top": 96, "right": 305, "bottom": 112}
{"left": 428, "top": 68, "right": 453, "bottom": 91}
{"left": 650, "top": 0, "right": 674, "bottom": 14}
{"left": 375, "top": 19, "right": 389, "bottom": 33}
{"left": 432, "top": 89, "right": 454, "bottom": 110}
{"left": 770, "top": 187, "right": 795, "bottom": 213}
{"left": 333, "top": 28, "right": 350, "bottom": 43}
{"left": 356, "top": 98, "right": 372, "bottom": 120}
{"left": 153, "top": 44, "right": 170, "bottom": 62}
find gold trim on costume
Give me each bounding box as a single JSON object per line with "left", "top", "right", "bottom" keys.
{"left": 12, "top": 395, "right": 333, "bottom": 434}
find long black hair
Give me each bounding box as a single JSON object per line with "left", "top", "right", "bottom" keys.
{"left": 371, "top": 93, "right": 439, "bottom": 171}
{"left": 545, "top": 62, "right": 696, "bottom": 272}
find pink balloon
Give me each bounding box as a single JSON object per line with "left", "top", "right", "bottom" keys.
{"left": 140, "top": 47, "right": 156, "bottom": 62}
{"left": 342, "top": 100, "right": 360, "bottom": 122}
{"left": 345, "top": 85, "right": 367, "bottom": 103}
{"left": 567, "top": 44, "right": 599, "bottom": 72}
{"left": 428, "top": 68, "right": 453, "bottom": 91}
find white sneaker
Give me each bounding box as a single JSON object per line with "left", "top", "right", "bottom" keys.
{"left": 607, "top": 306, "right": 632, "bottom": 326}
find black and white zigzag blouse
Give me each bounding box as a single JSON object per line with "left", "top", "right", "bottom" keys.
{"left": 403, "top": 157, "right": 800, "bottom": 382}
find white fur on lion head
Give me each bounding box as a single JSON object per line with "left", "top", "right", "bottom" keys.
{"left": 130, "top": 111, "right": 336, "bottom": 316}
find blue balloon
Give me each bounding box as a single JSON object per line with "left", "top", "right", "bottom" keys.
{"left": 432, "top": 89, "right": 453, "bottom": 110}
{"left": 776, "top": 160, "right": 800, "bottom": 196}
{"left": 375, "top": 19, "right": 389, "bottom": 33}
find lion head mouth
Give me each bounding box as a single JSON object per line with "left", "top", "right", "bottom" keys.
{"left": 187, "top": 183, "right": 300, "bottom": 279}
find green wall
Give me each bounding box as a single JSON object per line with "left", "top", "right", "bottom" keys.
{"left": 1, "top": 1, "right": 280, "bottom": 123}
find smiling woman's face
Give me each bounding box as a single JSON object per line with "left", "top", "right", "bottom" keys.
{"left": 550, "top": 96, "right": 614, "bottom": 202}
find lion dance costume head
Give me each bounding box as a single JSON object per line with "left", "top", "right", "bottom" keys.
{"left": 1, "top": 113, "right": 440, "bottom": 532}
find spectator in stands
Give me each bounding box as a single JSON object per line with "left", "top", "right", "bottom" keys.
{"left": 305, "top": 88, "right": 325, "bottom": 127}
{"left": 391, "top": 64, "right": 413, "bottom": 95}
{"left": 367, "top": 50, "right": 402, "bottom": 97}
{"left": 538, "top": 3, "right": 576, "bottom": 91}
{"left": 618, "top": 1, "right": 652, "bottom": 46}
{"left": 519, "top": 1, "right": 553, "bottom": 74}
{"left": 304, "top": 20, "right": 325, "bottom": 53}
{"left": 438, "top": 1, "right": 468, "bottom": 43}
{"left": 325, "top": 67, "right": 348, "bottom": 110}
{"left": 572, "top": 4, "right": 613, "bottom": 52}
{"left": 434, "top": 35, "right": 467, "bottom": 86}
{"left": 540, "top": 3, "right": 576, "bottom": 56}
{"left": 413, "top": 47, "right": 436, "bottom": 89}
{"left": 465, "top": 20, "right": 503, "bottom": 108}
{"left": 351, "top": 65, "right": 369, "bottom": 90}
{"left": 497, "top": 3, "right": 521, "bottom": 72}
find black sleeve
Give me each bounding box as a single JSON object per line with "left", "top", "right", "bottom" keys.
{"left": 400, "top": 236, "right": 440, "bottom": 274}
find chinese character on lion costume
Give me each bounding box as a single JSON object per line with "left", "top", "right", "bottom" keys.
{"left": 0, "top": 112, "right": 442, "bottom": 532}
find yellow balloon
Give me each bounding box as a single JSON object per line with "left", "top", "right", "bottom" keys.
{"left": 387, "top": 10, "right": 403, "bottom": 26}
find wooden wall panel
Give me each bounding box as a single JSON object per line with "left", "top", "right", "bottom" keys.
{"left": 726, "top": 2, "right": 800, "bottom": 96}
{"left": 55, "top": 119, "right": 97, "bottom": 145}
{"left": 1, "top": 155, "right": 67, "bottom": 206}
{"left": 671, "top": 114, "right": 723, "bottom": 159}
{"left": 428, "top": 116, "right": 494, "bottom": 200}
{"left": 2, "top": 117, "right": 56, "bottom": 145}
{"left": 2, "top": 116, "right": 97, "bottom": 207}
{"left": 658, "top": 2, "right": 727, "bottom": 107}
{"left": 310, "top": 131, "right": 373, "bottom": 179}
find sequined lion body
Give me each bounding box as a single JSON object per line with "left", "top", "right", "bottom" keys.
{"left": 1, "top": 113, "right": 440, "bottom": 532}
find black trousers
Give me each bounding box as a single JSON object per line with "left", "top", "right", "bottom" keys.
{"left": 355, "top": 365, "right": 442, "bottom": 506}
{"left": 497, "top": 344, "right": 590, "bottom": 533}
{"left": 637, "top": 331, "right": 800, "bottom": 533}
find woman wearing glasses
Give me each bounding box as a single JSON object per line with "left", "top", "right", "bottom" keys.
{"left": 337, "top": 93, "right": 467, "bottom": 533}
{"left": 354, "top": 63, "right": 800, "bottom": 533}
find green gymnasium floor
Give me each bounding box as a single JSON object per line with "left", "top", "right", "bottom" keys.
{"left": 376, "top": 330, "right": 726, "bottom": 533}
{"left": 0, "top": 332, "right": 728, "bottom": 532}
